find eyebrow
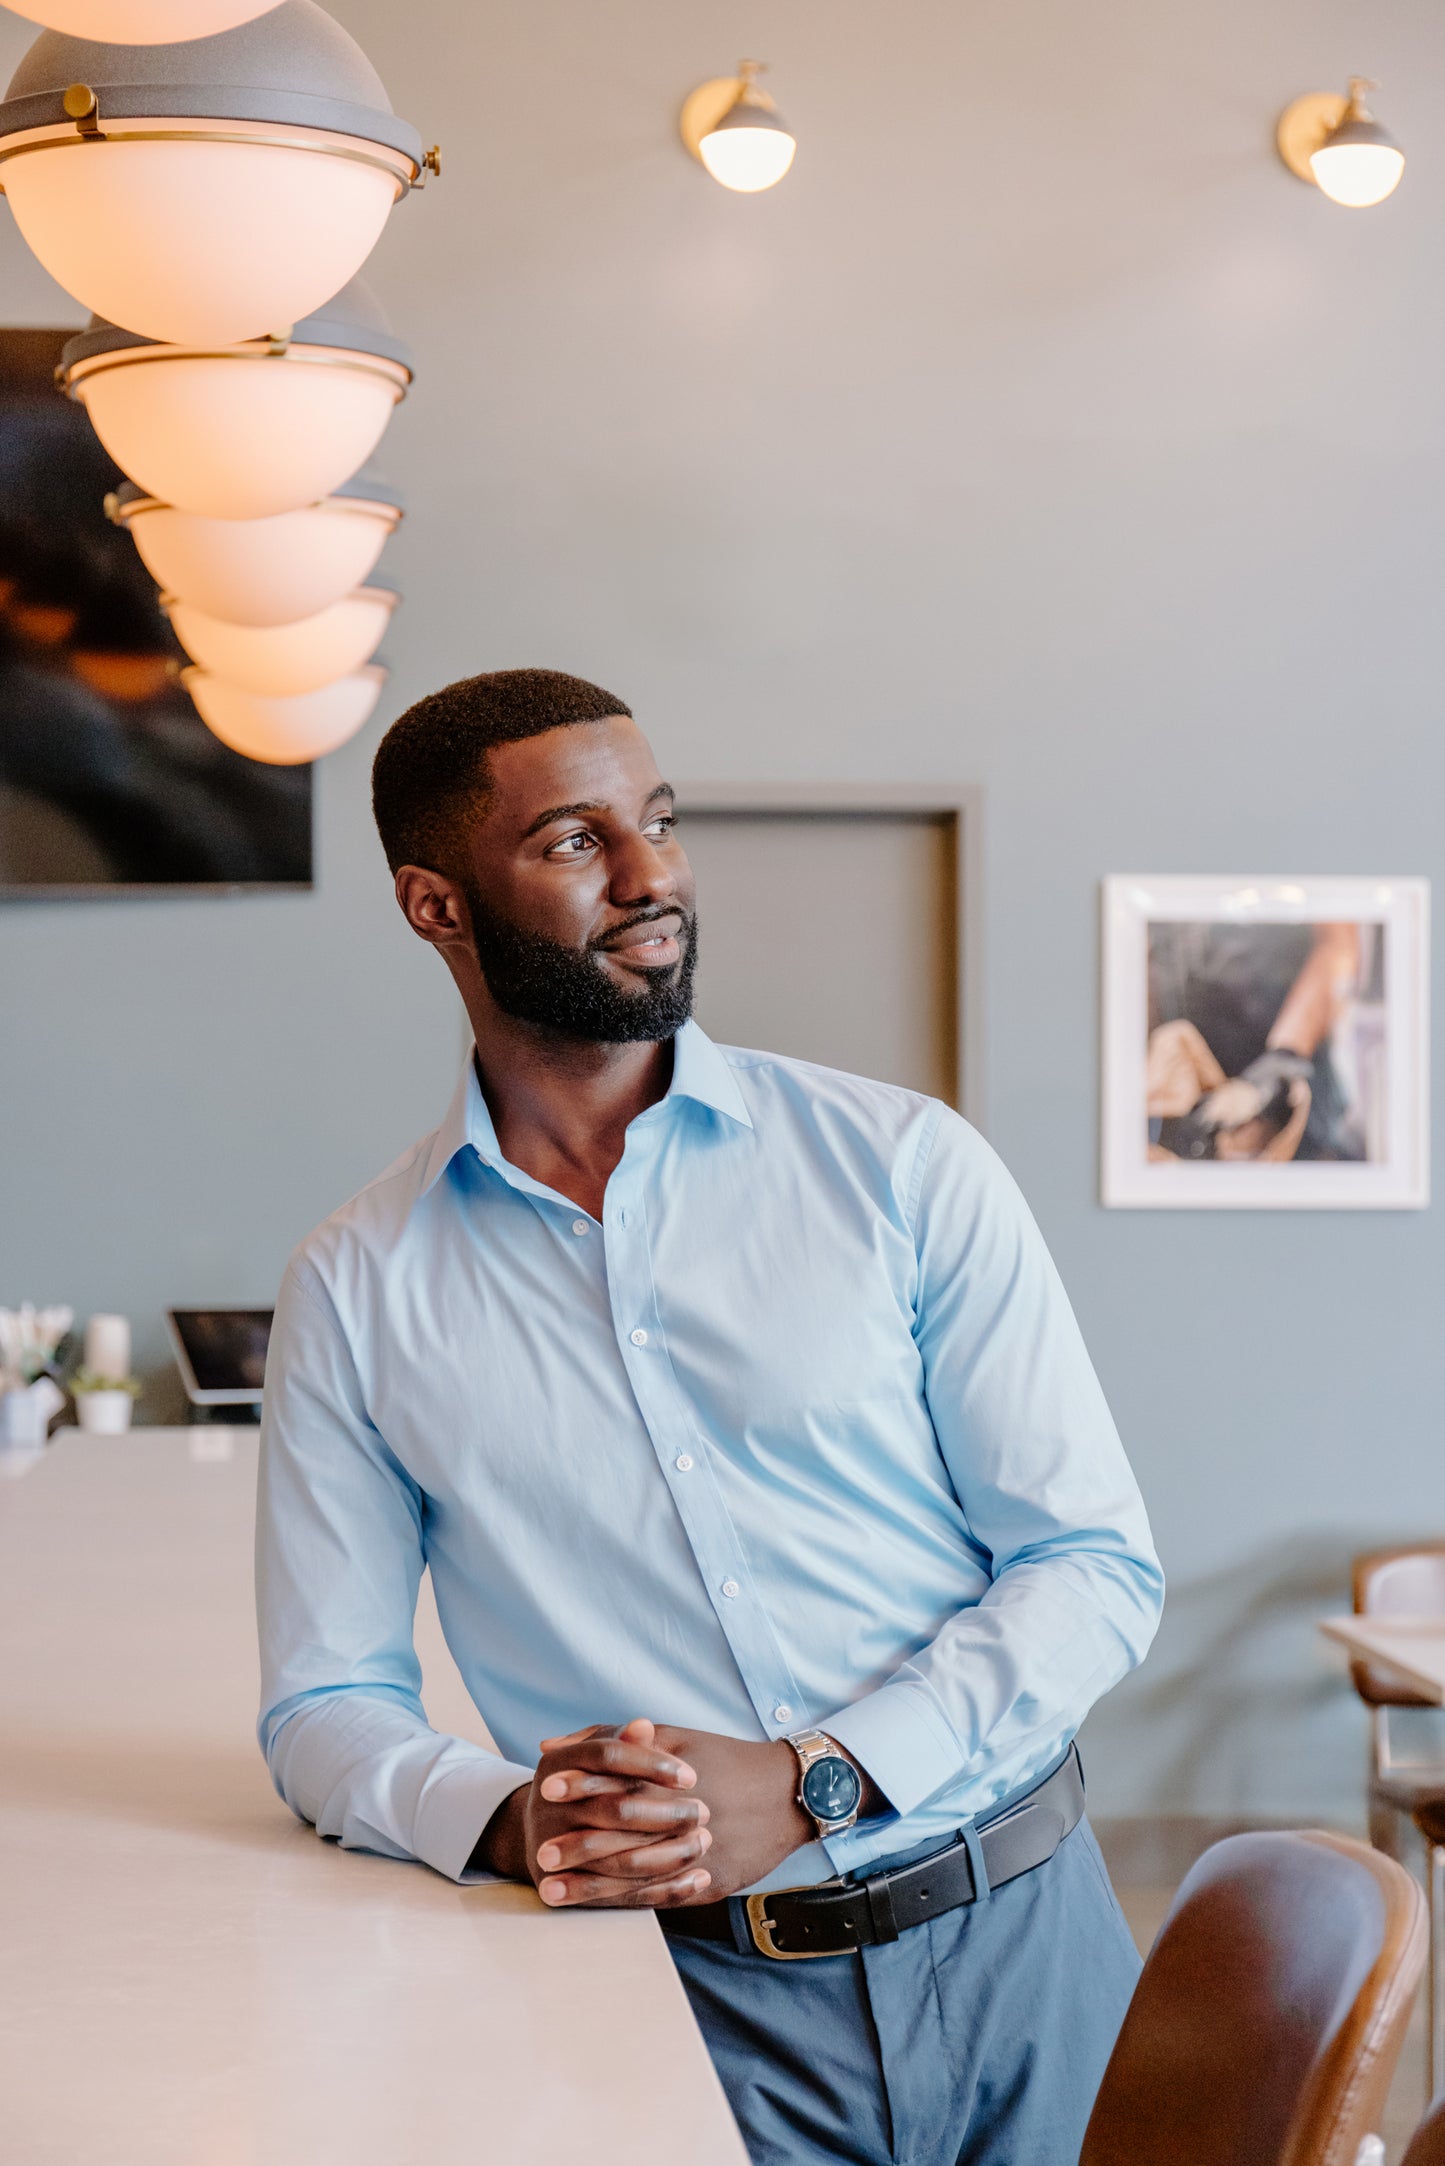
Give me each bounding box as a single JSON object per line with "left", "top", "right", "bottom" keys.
{"left": 521, "top": 782, "right": 675, "bottom": 842}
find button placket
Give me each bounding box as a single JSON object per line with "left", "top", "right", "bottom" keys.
{"left": 602, "top": 1149, "right": 808, "bottom": 1741}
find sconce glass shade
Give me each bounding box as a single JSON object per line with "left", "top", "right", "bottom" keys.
{"left": 109, "top": 467, "right": 402, "bottom": 625}
{"left": 0, "top": 1, "right": 425, "bottom": 346}
{"left": 8, "top": 1, "right": 279, "bottom": 39}
{"left": 167, "top": 581, "right": 397, "bottom": 694}
{"left": 699, "top": 99, "right": 796, "bottom": 192}
{"left": 1310, "top": 119, "right": 1405, "bottom": 207}
{"left": 186, "top": 663, "right": 386, "bottom": 763}
{"left": 59, "top": 280, "right": 412, "bottom": 520}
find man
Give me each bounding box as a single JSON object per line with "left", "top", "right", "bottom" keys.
{"left": 257, "top": 668, "right": 1163, "bottom": 2165}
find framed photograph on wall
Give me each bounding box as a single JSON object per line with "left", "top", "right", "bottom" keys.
{"left": 1102, "top": 875, "right": 1429, "bottom": 1209}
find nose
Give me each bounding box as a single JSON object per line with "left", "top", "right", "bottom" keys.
{"left": 609, "top": 830, "right": 680, "bottom": 909}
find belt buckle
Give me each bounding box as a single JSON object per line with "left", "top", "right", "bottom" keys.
{"left": 745, "top": 1890, "right": 849, "bottom": 1961}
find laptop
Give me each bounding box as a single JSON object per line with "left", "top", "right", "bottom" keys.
{"left": 165, "top": 1308, "right": 273, "bottom": 1411}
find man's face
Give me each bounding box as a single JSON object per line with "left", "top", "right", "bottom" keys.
{"left": 459, "top": 715, "right": 698, "bottom": 1043}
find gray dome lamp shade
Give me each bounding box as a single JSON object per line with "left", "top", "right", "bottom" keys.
{"left": 0, "top": 0, "right": 439, "bottom": 345}
{"left": 6, "top": 1, "right": 283, "bottom": 43}
{"left": 59, "top": 277, "right": 413, "bottom": 520}
{"left": 106, "top": 465, "right": 403, "bottom": 625}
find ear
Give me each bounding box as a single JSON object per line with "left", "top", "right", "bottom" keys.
{"left": 394, "top": 864, "right": 472, "bottom": 953}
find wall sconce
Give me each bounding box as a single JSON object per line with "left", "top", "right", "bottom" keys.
{"left": 679, "top": 59, "right": 796, "bottom": 193}
{"left": 1277, "top": 78, "right": 1405, "bottom": 207}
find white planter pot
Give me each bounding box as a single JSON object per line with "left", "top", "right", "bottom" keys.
{"left": 0, "top": 1376, "right": 65, "bottom": 1445}
{"left": 75, "top": 1391, "right": 134, "bottom": 1435}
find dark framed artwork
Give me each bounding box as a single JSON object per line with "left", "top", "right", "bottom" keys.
{"left": 0, "top": 327, "right": 311, "bottom": 894}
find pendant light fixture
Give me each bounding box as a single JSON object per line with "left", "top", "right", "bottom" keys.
{"left": 166, "top": 579, "right": 397, "bottom": 695}
{"left": 106, "top": 466, "right": 403, "bottom": 626}
{"left": 680, "top": 59, "right": 796, "bottom": 193}
{"left": 8, "top": 1, "right": 280, "bottom": 39}
{"left": 1277, "top": 78, "right": 1405, "bottom": 208}
{"left": 0, "top": 0, "right": 439, "bottom": 346}
{"left": 59, "top": 279, "right": 412, "bottom": 520}
{"left": 186, "top": 663, "right": 387, "bottom": 763}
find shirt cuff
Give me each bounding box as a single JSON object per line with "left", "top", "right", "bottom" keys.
{"left": 822, "top": 1674, "right": 964, "bottom": 1821}
{"left": 413, "top": 1752, "right": 535, "bottom": 1883}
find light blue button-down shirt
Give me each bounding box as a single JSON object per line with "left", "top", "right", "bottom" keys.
{"left": 257, "top": 1024, "right": 1162, "bottom": 1891}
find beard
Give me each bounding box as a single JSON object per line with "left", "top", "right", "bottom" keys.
{"left": 463, "top": 885, "right": 698, "bottom": 1044}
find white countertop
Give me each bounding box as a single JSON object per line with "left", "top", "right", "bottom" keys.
{"left": 0, "top": 1431, "right": 746, "bottom": 2165}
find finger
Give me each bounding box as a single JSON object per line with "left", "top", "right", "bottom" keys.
{"left": 537, "top": 1739, "right": 697, "bottom": 1797}
{"left": 538, "top": 1866, "right": 713, "bottom": 1910}
{"left": 536, "top": 1826, "right": 712, "bottom": 1877}
{"left": 539, "top": 1715, "right": 655, "bottom": 1753}
{"left": 537, "top": 1781, "right": 711, "bottom": 1827}
{"left": 536, "top": 1722, "right": 610, "bottom": 1753}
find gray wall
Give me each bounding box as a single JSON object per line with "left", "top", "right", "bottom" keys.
{"left": 3, "top": 0, "right": 1441, "bottom": 1819}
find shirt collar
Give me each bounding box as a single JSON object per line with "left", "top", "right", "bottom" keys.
{"left": 417, "top": 1019, "right": 751, "bottom": 1200}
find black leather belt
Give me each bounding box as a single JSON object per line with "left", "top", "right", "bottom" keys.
{"left": 660, "top": 1744, "right": 1085, "bottom": 1961}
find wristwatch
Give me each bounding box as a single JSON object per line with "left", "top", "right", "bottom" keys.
{"left": 787, "top": 1728, "right": 864, "bottom": 1837}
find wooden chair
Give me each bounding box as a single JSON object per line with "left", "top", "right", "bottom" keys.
{"left": 1351, "top": 1544, "right": 1445, "bottom": 1858}
{"left": 1079, "top": 1830, "right": 1425, "bottom": 2166}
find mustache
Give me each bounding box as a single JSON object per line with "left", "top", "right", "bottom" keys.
{"left": 592, "top": 906, "right": 695, "bottom": 955}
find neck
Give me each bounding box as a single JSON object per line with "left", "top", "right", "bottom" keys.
{"left": 467, "top": 1000, "right": 677, "bottom": 1218}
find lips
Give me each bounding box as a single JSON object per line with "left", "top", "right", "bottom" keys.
{"left": 600, "top": 914, "right": 684, "bottom": 969}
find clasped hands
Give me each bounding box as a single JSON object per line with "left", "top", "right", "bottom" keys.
{"left": 478, "top": 1717, "right": 818, "bottom": 1909}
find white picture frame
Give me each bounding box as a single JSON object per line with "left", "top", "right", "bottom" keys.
{"left": 1102, "top": 875, "right": 1430, "bottom": 1210}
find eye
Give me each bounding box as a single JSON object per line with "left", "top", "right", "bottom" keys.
{"left": 644, "top": 812, "right": 677, "bottom": 840}
{"left": 545, "top": 829, "right": 598, "bottom": 859}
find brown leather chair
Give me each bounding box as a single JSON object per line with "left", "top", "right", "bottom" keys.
{"left": 1403, "top": 2092, "right": 1445, "bottom": 2166}
{"left": 1414, "top": 1795, "right": 1445, "bottom": 2100}
{"left": 1080, "top": 1830, "right": 1425, "bottom": 2166}
{"left": 1351, "top": 1544, "right": 1445, "bottom": 1856}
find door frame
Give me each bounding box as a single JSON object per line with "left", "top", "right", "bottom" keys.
{"left": 672, "top": 782, "right": 985, "bottom": 1129}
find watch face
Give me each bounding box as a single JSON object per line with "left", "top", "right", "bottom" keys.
{"left": 801, "top": 1753, "right": 863, "bottom": 1824}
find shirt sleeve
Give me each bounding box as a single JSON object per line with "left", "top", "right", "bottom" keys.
{"left": 255, "top": 1259, "right": 535, "bottom": 1882}
{"left": 823, "top": 1105, "right": 1164, "bottom": 1821}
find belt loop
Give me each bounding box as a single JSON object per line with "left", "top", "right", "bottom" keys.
{"left": 866, "top": 1871, "right": 901, "bottom": 1945}
{"left": 961, "top": 1818, "right": 992, "bottom": 1902}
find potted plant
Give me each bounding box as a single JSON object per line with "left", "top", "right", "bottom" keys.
{"left": 70, "top": 1370, "right": 142, "bottom": 1435}
{"left": 0, "top": 1304, "right": 72, "bottom": 1447}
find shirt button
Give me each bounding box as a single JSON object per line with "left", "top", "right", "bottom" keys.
{"left": 675, "top": 1454, "right": 694, "bottom": 1471}
{"left": 773, "top": 1703, "right": 793, "bottom": 1724}
{"left": 630, "top": 1328, "right": 649, "bottom": 1347}
{"left": 571, "top": 1219, "right": 589, "bottom": 1237}
{"left": 721, "top": 1579, "right": 740, "bottom": 1599}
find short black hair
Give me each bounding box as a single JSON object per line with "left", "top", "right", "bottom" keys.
{"left": 371, "top": 667, "right": 632, "bottom": 875}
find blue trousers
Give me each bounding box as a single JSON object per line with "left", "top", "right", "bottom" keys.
{"left": 668, "top": 1819, "right": 1139, "bottom": 2166}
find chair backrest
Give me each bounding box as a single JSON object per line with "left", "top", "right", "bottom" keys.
{"left": 1403, "top": 2096, "right": 1445, "bottom": 2166}
{"left": 1079, "top": 1830, "right": 1426, "bottom": 2166}
{"left": 1353, "top": 1544, "right": 1445, "bottom": 1707}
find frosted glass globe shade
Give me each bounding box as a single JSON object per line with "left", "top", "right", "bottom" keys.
{"left": 10, "top": 2, "right": 288, "bottom": 41}
{"left": 699, "top": 119, "right": 796, "bottom": 192}
{"left": 114, "top": 481, "right": 401, "bottom": 626}
{"left": 1309, "top": 139, "right": 1405, "bottom": 207}
{"left": 3, "top": 134, "right": 403, "bottom": 348}
{"left": 68, "top": 344, "right": 408, "bottom": 520}
{"left": 168, "top": 584, "right": 396, "bottom": 695}
{"left": 187, "top": 665, "right": 386, "bottom": 763}
{"left": 0, "top": 3, "right": 424, "bottom": 345}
